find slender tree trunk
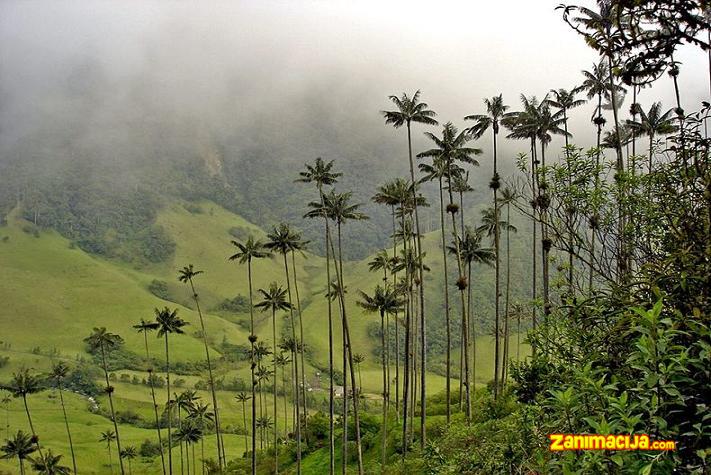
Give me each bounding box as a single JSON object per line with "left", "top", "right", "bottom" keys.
{"left": 437, "top": 176, "right": 452, "bottom": 422}
{"left": 21, "top": 395, "right": 40, "bottom": 457}
{"left": 590, "top": 95, "right": 603, "bottom": 295}
{"left": 241, "top": 399, "right": 248, "bottom": 453}
{"left": 444, "top": 159, "right": 469, "bottom": 416}
{"left": 163, "top": 337, "right": 172, "bottom": 475}
{"left": 282, "top": 253, "right": 302, "bottom": 474}
{"left": 102, "top": 343, "right": 125, "bottom": 475}
{"left": 58, "top": 386, "right": 78, "bottom": 474}
{"left": 391, "top": 205, "right": 400, "bottom": 422}
{"left": 142, "top": 333, "right": 166, "bottom": 475}
{"left": 291, "top": 251, "right": 309, "bottom": 439}
{"left": 186, "top": 278, "right": 223, "bottom": 470}
{"left": 466, "top": 261, "right": 473, "bottom": 397}
{"left": 503, "top": 202, "right": 512, "bottom": 386}
{"left": 531, "top": 139, "right": 538, "bottom": 353}
{"left": 319, "top": 185, "right": 336, "bottom": 475}
{"left": 458, "top": 188, "right": 466, "bottom": 410}
{"left": 107, "top": 442, "right": 113, "bottom": 475}
{"left": 271, "top": 305, "right": 279, "bottom": 474}
{"left": 606, "top": 54, "right": 627, "bottom": 282}
{"left": 563, "top": 111, "right": 575, "bottom": 296}
{"left": 247, "top": 261, "right": 257, "bottom": 475}
{"left": 334, "top": 222, "right": 365, "bottom": 475}
{"left": 380, "top": 310, "right": 388, "bottom": 473}
{"left": 400, "top": 212, "right": 411, "bottom": 458}
{"left": 492, "top": 129, "right": 501, "bottom": 399}
{"left": 405, "top": 121, "right": 427, "bottom": 448}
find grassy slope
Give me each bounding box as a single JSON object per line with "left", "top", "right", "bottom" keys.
{"left": 0, "top": 200, "right": 528, "bottom": 473}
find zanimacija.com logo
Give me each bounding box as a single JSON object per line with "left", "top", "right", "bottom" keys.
{"left": 549, "top": 434, "right": 676, "bottom": 451}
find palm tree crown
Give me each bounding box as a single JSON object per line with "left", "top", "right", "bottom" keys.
{"left": 382, "top": 90, "right": 438, "bottom": 128}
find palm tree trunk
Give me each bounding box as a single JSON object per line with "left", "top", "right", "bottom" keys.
{"left": 102, "top": 342, "right": 125, "bottom": 475}
{"left": 493, "top": 129, "right": 501, "bottom": 399}
{"left": 163, "top": 336, "right": 173, "bottom": 475}
{"left": 282, "top": 253, "right": 302, "bottom": 474}
{"left": 247, "top": 260, "right": 257, "bottom": 475}
{"left": 437, "top": 176, "right": 452, "bottom": 422}
{"left": 458, "top": 188, "right": 466, "bottom": 410}
{"left": 563, "top": 111, "right": 575, "bottom": 296}
{"left": 107, "top": 442, "right": 113, "bottom": 475}
{"left": 443, "top": 159, "right": 469, "bottom": 416}
{"left": 142, "top": 333, "right": 166, "bottom": 475}
{"left": 241, "top": 399, "right": 247, "bottom": 453}
{"left": 272, "top": 307, "right": 279, "bottom": 475}
{"left": 391, "top": 205, "right": 400, "bottom": 422}
{"left": 186, "top": 278, "right": 223, "bottom": 470}
{"left": 531, "top": 138, "right": 538, "bottom": 353}
{"left": 21, "top": 395, "right": 40, "bottom": 457}
{"left": 466, "top": 261, "right": 473, "bottom": 397}
{"left": 400, "top": 211, "right": 411, "bottom": 456}
{"left": 606, "top": 54, "right": 627, "bottom": 282}
{"left": 319, "top": 185, "right": 336, "bottom": 475}
{"left": 58, "top": 387, "right": 78, "bottom": 474}
{"left": 334, "top": 222, "right": 365, "bottom": 475}
{"left": 201, "top": 440, "right": 205, "bottom": 475}
{"left": 503, "top": 202, "right": 512, "bottom": 385}
{"left": 291, "top": 251, "right": 309, "bottom": 439}
{"left": 590, "top": 96, "right": 602, "bottom": 295}
{"left": 405, "top": 121, "right": 427, "bottom": 448}
{"left": 380, "top": 310, "right": 388, "bottom": 473}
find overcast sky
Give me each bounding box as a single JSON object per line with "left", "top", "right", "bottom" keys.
{"left": 1, "top": 0, "right": 709, "bottom": 174}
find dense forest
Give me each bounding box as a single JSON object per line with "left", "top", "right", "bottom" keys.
{"left": 1, "top": 0, "right": 710, "bottom": 474}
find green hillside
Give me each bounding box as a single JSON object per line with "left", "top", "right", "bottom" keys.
{"left": 0, "top": 199, "right": 529, "bottom": 473}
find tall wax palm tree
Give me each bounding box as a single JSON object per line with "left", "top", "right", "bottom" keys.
{"left": 372, "top": 177, "right": 412, "bottom": 421}
{"left": 532, "top": 100, "right": 568, "bottom": 326}
{"left": 1, "top": 430, "right": 37, "bottom": 475}
{"left": 366, "top": 249, "right": 396, "bottom": 409}
{"left": 306, "top": 190, "right": 368, "bottom": 474}
{"left": 477, "top": 206, "right": 517, "bottom": 375}
{"left": 5, "top": 370, "right": 43, "bottom": 456}
{"left": 418, "top": 156, "right": 456, "bottom": 420}
{"left": 418, "top": 121, "right": 481, "bottom": 414}
{"left": 186, "top": 402, "right": 214, "bottom": 475}
{"left": 382, "top": 91, "right": 437, "bottom": 448}
{"left": 274, "top": 353, "right": 291, "bottom": 436}
{"left": 255, "top": 281, "right": 292, "bottom": 474}
{"left": 84, "top": 328, "right": 125, "bottom": 474}
{"left": 174, "top": 390, "right": 199, "bottom": 475}
{"left": 627, "top": 102, "right": 678, "bottom": 175}
{"left": 175, "top": 424, "right": 201, "bottom": 475}
{"left": 133, "top": 318, "right": 166, "bottom": 475}
{"left": 298, "top": 157, "right": 342, "bottom": 475}
{"left": 120, "top": 446, "right": 137, "bottom": 475}
{"left": 546, "top": 87, "right": 587, "bottom": 294}
{"left": 450, "top": 227, "right": 495, "bottom": 394}
{"left": 265, "top": 223, "right": 306, "bottom": 472}
{"left": 466, "top": 95, "right": 510, "bottom": 399}
{"left": 357, "top": 284, "right": 404, "bottom": 472}
{"left": 228, "top": 236, "right": 272, "bottom": 475}
{"left": 582, "top": 60, "right": 628, "bottom": 285}
{"left": 449, "top": 172, "right": 473, "bottom": 404}
{"left": 178, "top": 265, "right": 224, "bottom": 470}
{"left": 499, "top": 188, "right": 518, "bottom": 384}
{"left": 234, "top": 393, "right": 250, "bottom": 453}
{"left": 503, "top": 95, "right": 542, "bottom": 352}
{"left": 30, "top": 449, "right": 71, "bottom": 475}
{"left": 155, "top": 308, "right": 188, "bottom": 475}
{"left": 49, "top": 362, "right": 77, "bottom": 474}
{"left": 99, "top": 430, "right": 117, "bottom": 474}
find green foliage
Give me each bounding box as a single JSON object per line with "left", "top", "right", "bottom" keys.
{"left": 216, "top": 294, "right": 250, "bottom": 314}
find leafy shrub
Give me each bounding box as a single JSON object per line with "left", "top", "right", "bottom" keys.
{"left": 147, "top": 279, "right": 172, "bottom": 300}
{"left": 216, "top": 295, "right": 250, "bottom": 313}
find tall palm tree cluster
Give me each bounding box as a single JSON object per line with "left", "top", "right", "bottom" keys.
{"left": 2, "top": 1, "right": 706, "bottom": 473}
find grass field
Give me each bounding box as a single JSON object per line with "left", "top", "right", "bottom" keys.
{"left": 0, "top": 200, "right": 529, "bottom": 473}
